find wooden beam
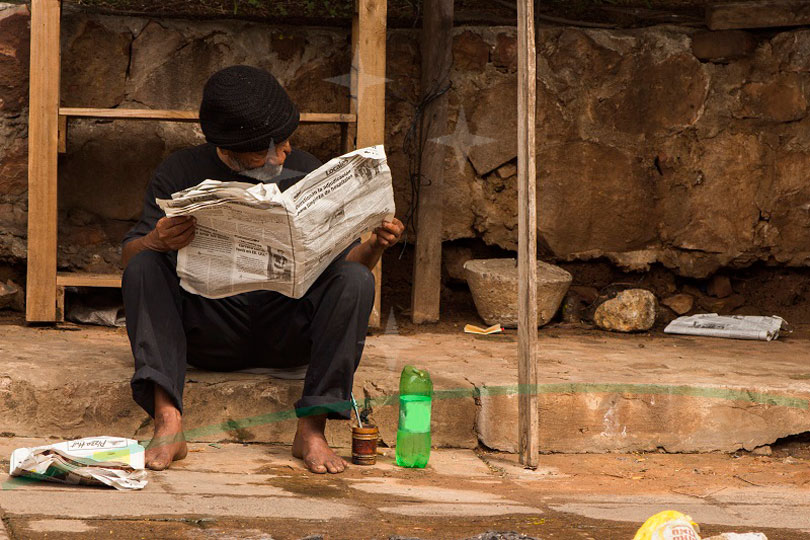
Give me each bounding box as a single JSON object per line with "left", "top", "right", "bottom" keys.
{"left": 707, "top": 1, "right": 810, "bottom": 30}
{"left": 410, "top": 0, "right": 453, "bottom": 324}
{"left": 517, "top": 0, "right": 539, "bottom": 468}
{"left": 59, "top": 108, "right": 356, "bottom": 124}
{"left": 56, "top": 272, "right": 122, "bottom": 288}
{"left": 26, "top": 0, "right": 61, "bottom": 323}
{"left": 353, "top": 0, "right": 387, "bottom": 328}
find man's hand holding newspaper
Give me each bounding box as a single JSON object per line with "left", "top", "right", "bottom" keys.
{"left": 157, "top": 145, "right": 396, "bottom": 299}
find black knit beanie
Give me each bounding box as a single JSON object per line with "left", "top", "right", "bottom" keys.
{"left": 199, "top": 65, "right": 300, "bottom": 153}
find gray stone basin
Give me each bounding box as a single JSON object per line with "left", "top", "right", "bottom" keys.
{"left": 463, "top": 258, "right": 572, "bottom": 328}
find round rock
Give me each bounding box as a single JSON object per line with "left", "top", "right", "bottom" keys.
{"left": 594, "top": 289, "right": 658, "bottom": 332}
{"left": 463, "top": 258, "right": 572, "bottom": 328}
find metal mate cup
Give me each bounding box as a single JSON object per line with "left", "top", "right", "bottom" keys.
{"left": 351, "top": 425, "right": 379, "bottom": 466}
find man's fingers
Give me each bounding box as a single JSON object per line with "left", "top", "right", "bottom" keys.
{"left": 379, "top": 220, "right": 404, "bottom": 237}
{"left": 160, "top": 217, "right": 196, "bottom": 234}
{"left": 376, "top": 231, "right": 397, "bottom": 244}
{"left": 173, "top": 228, "right": 196, "bottom": 248}
{"left": 160, "top": 215, "right": 194, "bottom": 227}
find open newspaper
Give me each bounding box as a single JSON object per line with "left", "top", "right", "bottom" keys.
{"left": 158, "top": 145, "right": 395, "bottom": 299}
{"left": 10, "top": 436, "right": 147, "bottom": 490}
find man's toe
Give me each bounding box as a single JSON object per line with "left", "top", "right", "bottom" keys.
{"left": 307, "top": 459, "right": 327, "bottom": 474}
{"left": 147, "top": 458, "right": 168, "bottom": 471}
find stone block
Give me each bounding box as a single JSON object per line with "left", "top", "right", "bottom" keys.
{"left": 442, "top": 245, "right": 473, "bottom": 282}
{"left": 691, "top": 30, "right": 757, "bottom": 63}
{"left": 492, "top": 33, "right": 516, "bottom": 72}
{"left": 707, "top": 274, "right": 733, "bottom": 298}
{"left": 538, "top": 141, "right": 657, "bottom": 258}
{"left": 570, "top": 286, "right": 599, "bottom": 304}
{"left": 738, "top": 74, "right": 807, "bottom": 122}
{"left": 662, "top": 294, "right": 694, "bottom": 315}
{"left": 0, "top": 4, "right": 28, "bottom": 115}
{"left": 0, "top": 279, "right": 23, "bottom": 312}
{"left": 698, "top": 293, "right": 746, "bottom": 314}
{"left": 594, "top": 52, "right": 709, "bottom": 136}
{"left": 467, "top": 78, "right": 516, "bottom": 176}
{"left": 61, "top": 20, "right": 130, "bottom": 108}
{"left": 463, "top": 258, "right": 572, "bottom": 328}
{"left": 495, "top": 162, "right": 516, "bottom": 179}
{"left": 452, "top": 30, "right": 489, "bottom": 72}
{"left": 772, "top": 29, "right": 810, "bottom": 72}
{"left": 658, "top": 133, "right": 763, "bottom": 260}
{"left": 476, "top": 392, "right": 518, "bottom": 453}
{"left": 270, "top": 31, "right": 306, "bottom": 62}
{"left": 0, "top": 137, "right": 27, "bottom": 198}
{"left": 58, "top": 120, "right": 175, "bottom": 222}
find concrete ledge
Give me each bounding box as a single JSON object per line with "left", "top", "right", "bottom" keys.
{"left": 1, "top": 323, "right": 808, "bottom": 453}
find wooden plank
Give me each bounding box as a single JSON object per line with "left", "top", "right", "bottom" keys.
{"left": 56, "top": 272, "right": 122, "bottom": 288}
{"left": 707, "top": 1, "right": 810, "bottom": 30}
{"left": 59, "top": 108, "right": 356, "bottom": 124}
{"left": 353, "top": 0, "right": 387, "bottom": 328}
{"left": 410, "top": 0, "right": 453, "bottom": 324}
{"left": 57, "top": 114, "right": 67, "bottom": 154}
{"left": 25, "top": 0, "right": 61, "bottom": 323}
{"left": 517, "top": 0, "right": 539, "bottom": 468}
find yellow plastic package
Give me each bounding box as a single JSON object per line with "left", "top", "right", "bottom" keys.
{"left": 634, "top": 510, "right": 701, "bottom": 540}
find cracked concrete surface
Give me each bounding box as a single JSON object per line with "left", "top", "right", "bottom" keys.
{"left": 0, "top": 320, "right": 809, "bottom": 454}
{"left": 0, "top": 439, "right": 807, "bottom": 539}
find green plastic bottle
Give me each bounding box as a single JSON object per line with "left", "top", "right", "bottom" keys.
{"left": 395, "top": 365, "right": 433, "bottom": 468}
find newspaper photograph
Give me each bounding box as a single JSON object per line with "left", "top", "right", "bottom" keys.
{"left": 157, "top": 145, "right": 395, "bottom": 299}
{"left": 9, "top": 436, "right": 147, "bottom": 491}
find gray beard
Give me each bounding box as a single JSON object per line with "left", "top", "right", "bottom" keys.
{"left": 239, "top": 162, "right": 284, "bottom": 182}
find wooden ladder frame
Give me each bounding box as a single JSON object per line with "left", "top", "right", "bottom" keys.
{"left": 26, "top": 0, "right": 386, "bottom": 326}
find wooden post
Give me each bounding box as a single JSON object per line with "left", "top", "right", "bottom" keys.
{"left": 410, "top": 0, "right": 453, "bottom": 324}
{"left": 26, "top": 0, "right": 61, "bottom": 323}
{"left": 352, "top": 0, "right": 387, "bottom": 328}
{"left": 517, "top": 0, "right": 538, "bottom": 468}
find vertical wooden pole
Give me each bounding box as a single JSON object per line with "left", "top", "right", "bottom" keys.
{"left": 26, "top": 0, "right": 61, "bottom": 323}
{"left": 410, "top": 0, "right": 453, "bottom": 324}
{"left": 352, "top": 0, "right": 387, "bottom": 328}
{"left": 517, "top": 0, "right": 538, "bottom": 467}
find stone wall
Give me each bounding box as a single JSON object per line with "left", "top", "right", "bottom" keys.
{"left": 2, "top": 4, "right": 810, "bottom": 278}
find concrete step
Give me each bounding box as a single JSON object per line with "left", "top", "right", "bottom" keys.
{"left": 1, "top": 321, "right": 809, "bottom": 453}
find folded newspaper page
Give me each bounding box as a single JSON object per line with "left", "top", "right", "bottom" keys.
{"left": 664, "top": 314, "right": 785, "bottom": 341}
{"left": 10, "top": 436, "right": 147, "bottom": 490}
{"left": 158, "top": 145, "right": 395, "bottom": 299}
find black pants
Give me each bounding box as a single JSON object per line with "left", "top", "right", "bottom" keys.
{"left": 122, "top": 249, "right": 374, "bottom": 420}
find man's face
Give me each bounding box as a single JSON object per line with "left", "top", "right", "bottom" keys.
{"left": 230, "top": 139, "right": 292, "bottom": 169}
{"left": 220, "top": 139, "right": 292, "bottom": 181}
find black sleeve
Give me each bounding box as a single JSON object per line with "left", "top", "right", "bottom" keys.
{"left": 277, "top": 149, "right": 323, "bottom": 192}
{"left": 121, "top": 167, "right": 176, "bottom": 247}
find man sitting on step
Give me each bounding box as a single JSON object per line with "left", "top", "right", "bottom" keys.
{"left": 121, "top": 65, "right": 404, "bottom": 473}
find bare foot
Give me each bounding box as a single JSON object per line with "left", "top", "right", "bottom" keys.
{"left": 292, "top": 414, "right": 348, "bottom": 474}
{"left": 145, "top": 386, "right": 188, "bottom": 471}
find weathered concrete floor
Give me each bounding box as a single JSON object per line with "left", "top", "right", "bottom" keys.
{"left": 0, "top": 439, "right": 808, "bottom": 539}
{"left": 0, "top": 318, "right": 808, "bottom": 453}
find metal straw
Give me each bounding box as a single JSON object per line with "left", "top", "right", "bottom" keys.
{"left": 350, "top": 392, "right": 363, "bottom": 428}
